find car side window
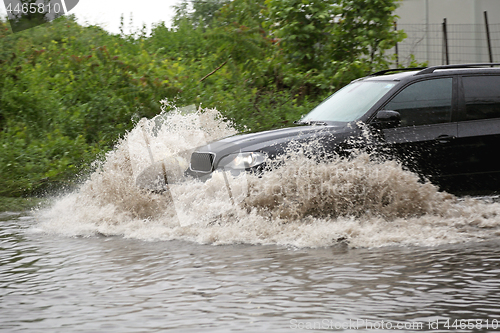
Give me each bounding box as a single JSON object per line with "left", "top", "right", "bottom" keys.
{"left": 384, "top": 78, "right": 453, "bottom": 127}
{"left": 462, "top": 76, "right": 500, "bottom": 121}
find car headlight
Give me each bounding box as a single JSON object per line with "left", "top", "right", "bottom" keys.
{"left": 218, "top": 152, "right": 267, "bottom": 170}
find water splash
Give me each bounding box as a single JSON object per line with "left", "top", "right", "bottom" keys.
{"left": 244, "top": 153, "right": 453, "bottom": 220}
{"left": 36, "top": 103, "right": 500, "bottom": 248}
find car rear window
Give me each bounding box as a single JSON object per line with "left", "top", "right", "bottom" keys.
{"left": 463, "top": 76, "right": 500, "bottom": 121}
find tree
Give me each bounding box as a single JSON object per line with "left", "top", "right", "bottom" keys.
{"left": 265, "top": 0, "right": 405, "bottom": 93}
{"left": 333, "top": 0, "right": 405, "bottom": 67}
{"left": 265, "top": 0, "right": 335, "bottom": 71}
{"left": 173, "top": 0, "right": 230, "bottom": 29}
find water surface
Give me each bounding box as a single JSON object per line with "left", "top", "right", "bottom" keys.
{"left": 2, "top": 212, "right": 500, "bottom": 332}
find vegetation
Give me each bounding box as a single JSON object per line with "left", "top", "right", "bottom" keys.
{"left": 0, "top": 0, "right": 410, "bottom": 202}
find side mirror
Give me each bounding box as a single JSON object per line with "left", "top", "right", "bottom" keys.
{"left": 373, "top": 110, "right": 401, "bottom": 129}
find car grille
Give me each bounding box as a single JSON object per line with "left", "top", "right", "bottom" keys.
{"left": 190, "top": 152, "right": 215, "bottom": 172}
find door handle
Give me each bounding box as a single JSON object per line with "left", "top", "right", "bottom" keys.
{"left": 435, "top": 134, "right": 456, "bottom": 144}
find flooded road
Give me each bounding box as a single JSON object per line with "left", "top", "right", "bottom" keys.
{"left": 3, "top": 107, "right": 500, "bottom": 332}
{"left": 2, "top": 211, "right": 500, "bottom": 332}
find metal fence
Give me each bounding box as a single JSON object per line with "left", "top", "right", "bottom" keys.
{"left": 393, "top": 20, "right": 500, "bottom": 67}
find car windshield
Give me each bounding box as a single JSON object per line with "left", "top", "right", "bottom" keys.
{"left": 300, "top": 80, "right": 397, "bottom": 123}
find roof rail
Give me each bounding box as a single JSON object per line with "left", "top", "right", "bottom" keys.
{"left": 416, "top": 63, "right": 500, "bottom": 75}
{"left": 369, "top": 67, "right": 426, "bottom": 76}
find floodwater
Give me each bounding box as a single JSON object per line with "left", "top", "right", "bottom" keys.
{"left": 2, "top": 106, "right": 500, "bottom": 332}
{"left": 3, "top": 212, "right": 500, "bottom": 332}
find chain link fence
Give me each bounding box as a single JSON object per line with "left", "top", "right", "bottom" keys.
{"left": 393, "top": 22, "right": 500, "bottom": 67}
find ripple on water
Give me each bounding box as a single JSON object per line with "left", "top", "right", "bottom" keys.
{"left": 2, "top": 214, "right": 500, "bottom": 332}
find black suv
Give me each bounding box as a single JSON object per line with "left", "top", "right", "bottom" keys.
{"left": 185, "top": 64, "right": 500, "bottom": 194}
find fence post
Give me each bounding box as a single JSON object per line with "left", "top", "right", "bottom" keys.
{"left": 484, "top": 11, "right": 493, "bottom": 64}
{"left": 394, "top": 21, "right": 399, "bottom": 67}
{"left": 442, "top": 18, "right": 449, "bottom": 65}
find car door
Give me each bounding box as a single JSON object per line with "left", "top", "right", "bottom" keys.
{"left": 454, "top": 75, "right": 500, "bottom": 191}
{"left": 374, "top": 77, "right": 460, "bottom": 187}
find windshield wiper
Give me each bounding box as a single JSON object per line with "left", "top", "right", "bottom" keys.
{"left": 294, "top": 120, "right": 328, "bottom": 126}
